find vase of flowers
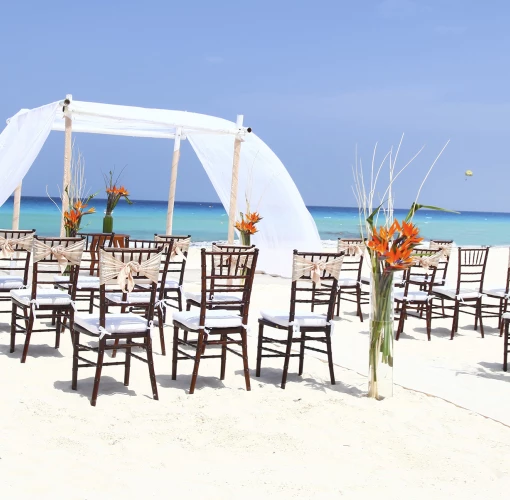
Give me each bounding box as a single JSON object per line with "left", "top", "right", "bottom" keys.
{"left": 235, "top": 211, "right": 262, "bottom": 246}
{"left": 64, "top": 196, "right": 96, "bottom": 237}
{"left": 353, "top": 136, "right": 455, "bottom": 399}
{"left": 103, "top": 170, "right": 132, "bottom": 233}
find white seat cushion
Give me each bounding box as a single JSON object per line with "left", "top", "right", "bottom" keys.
{"left": 0, "top": 275, "right": 23, "bottom": 290}
{"left": 54, "top": 275, "right": 100, "bottom": 290}
{"left": 139, "top": 279, "right": 180, "bottom": 291}
{"left": 394, "top": 290, "right": 430, "bottom": 302}
{"left": 260, "top": 309, "right": 328, "bottom": 328}
{"left": 432, "top": 287, "right": 481, "bottom": 300}
{"left": 184, "top": 291, "right": 242, "bottom": 304}
{"left": 411, "top": 276, "right": 445, "bottom": 286}
{"left": 10, "top": 288, "right": 72, "bottom": 306}
{"left": 483, "top": 287, "right": 508, "bottom": 298}
{"left": 173, "top": 309, "right": 243, "bottom": 330}
{"left": 74, "top": 312, "right": 149, "bottom": 335}
{"left": 338, "top": 278, "right": 358, "bottom": 287}
{"left": 105, "top": 292, "right": 151, "bottom": 304}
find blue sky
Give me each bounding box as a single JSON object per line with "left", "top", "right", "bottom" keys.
{"left": 1, "top": 0, "right": 509, "bottom": 211}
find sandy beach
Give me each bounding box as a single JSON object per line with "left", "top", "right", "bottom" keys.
{"left": 1, "top": 246, "right": 510, "bottom": 499}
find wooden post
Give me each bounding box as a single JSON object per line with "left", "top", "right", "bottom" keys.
{"left": 60, "top": 94, "right": 73, "bottom": 237}
{"left": 166, "top": 127, "right": 183, "bottom": 235}
{"left": 227, "top": 115, "right": 243, "bottom": 244}
{"left": 12, "top": 183, "right": 22, "bottom": 230}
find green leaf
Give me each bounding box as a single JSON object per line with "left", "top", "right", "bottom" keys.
{"left": 404, "top": 202, "right": 460, "bottom": 222}
{"left": 366, "top": 204, "right": 383, "bottom": 229}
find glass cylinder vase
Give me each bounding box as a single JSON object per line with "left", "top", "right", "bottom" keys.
{"left": 103, "top": 211, "right": 114, "bottom": 233}
{"left": 368, "top": 270, "right": 394, "bottom": 400}
{"left": 240, "top": 232, "right": 251, "bottom": 246}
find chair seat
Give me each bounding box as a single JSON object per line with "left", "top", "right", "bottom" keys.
{"left": 173, "top": 309, "right": 243, "bottom": 330}
{"left": 338, "top": 278, "right": 358, "bottom": 287}
{"left": 74, "top": 312, "right": 149, "bottom": 335}
{"left": 394, "top": 290, "right": 430, "bottom": 303}
{"left": 105, "top": 292, "right": 151, "bottom": 304}
{"left": 10, "top": 288, "right": 72, "bottom": 306}
{"left": 54, "top": 275, "right": 100, "bottom": 290}
{"left": 260, "top": 309, "right": 328, "bottom": 328}
{"left": 432, "top": 287, "right": 481, "bottom": 300}
{"left": 184, "top": 291, "right": 243, "bottom": 304}
{"left": 139, "top": 279, "right": 180, "bottom": 291}
{"left": 0, "top": 275, "right": 24, "bottom": 290}
{"left": 411, "top": 276, "right": 446, "bottom": 286}
{"left": 483, "top": 287, "right": 509, "bottom": 299}
{"left": 502, "top": 312, "right": 510, "bottom": 320}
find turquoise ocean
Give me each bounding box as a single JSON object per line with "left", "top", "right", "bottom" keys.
{"left": 1, "top": 196, "right": 509, "bottom": 246}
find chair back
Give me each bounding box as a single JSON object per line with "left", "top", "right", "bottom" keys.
{"left": 155, "top": 235, "right": 191, "bottom": 290}
{"left": 0, "top": 230, "right": 35, "bottom": 285}
{"left": 98, "top": 247, "right": 164, "bottom": 326}
{"left": 429, "top": 239, "right": 453, "bottom": 285}
{"left": 402, "top": 249, "right": 442, "bottom": 296}
{"left": 77, "top": 232, "right": 116, "bottom": 276}
{"left": 199, "top": 246, "right": 259, "bottom": 324}
{"left": 337, "top": 238, "right": 364, "bottom": 282}
{"left": 455, "top": 247, "right": 490, "bottom": 294}
{"left": 290, "top": 250, "right": 344, "bottom": 323}
{"left": 32, "top": 236, "right": 85, "bottom": 299}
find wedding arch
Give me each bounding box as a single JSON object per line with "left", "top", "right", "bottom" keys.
{"left": 0, "top": 96, "right": 321, "bottom": 275}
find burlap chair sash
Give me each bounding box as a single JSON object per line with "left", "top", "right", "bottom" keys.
{"left": 337, "top": 240, "right": 365, "bottom": 256}
{"left": 32, "top": 239, "right": 84, "bottom": 274}
{"left": 155, "top": 236, "right": 191, "bottom": 260}
{"left": 292, "top": 255, "right": 344, "bottom": 286}
{"left": 99, "top": 249, "right": 162, "bottom": 292}
{"left": 0, "top": 234, "right": 34, "bottom": 259}
{"left": 430, "top": 241, "right": 452, "bottom": 259}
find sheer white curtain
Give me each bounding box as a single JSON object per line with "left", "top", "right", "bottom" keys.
{"left": 188, "top": 132, "right": 321, "bottom": 277}
{"left": 0, "top": 102, "right": 59, "bottom": 207}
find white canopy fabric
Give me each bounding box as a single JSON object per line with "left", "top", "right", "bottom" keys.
{"left": 0, "top": 100, "right": 321, "bottom": 276}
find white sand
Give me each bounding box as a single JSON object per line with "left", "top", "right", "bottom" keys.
{"left": 1, "top": 246, "right": 510, "bottom": 499}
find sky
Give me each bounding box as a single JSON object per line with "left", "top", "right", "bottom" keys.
{"left": 1, "top": 0, "right": 509, "bottom": 212}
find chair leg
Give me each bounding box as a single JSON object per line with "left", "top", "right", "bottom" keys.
{"left": 20, "top": 310, "right": 35, "bottom": 363}
{"left": 91, "top": 338, "right": 106, "bottom": 406}
{"left": 10, "top": 302, "right": 16, "bottom": 353}
{"left": 241, "top": 329, "right": 251, "bottom": 391}
{"left": 189, "top": 332, "right": 204, "bottom": 394}
{"left": 477, "top": 298, "right": 485, "bottom": 338}
{"left": 146, "top": 335, "right": 159, "bottom": 400}
{"left": 55, "top": 313, "right": 61, "bottom": 349}
{"left": 396, "top": 301, "right": 406, "bottom": 341}
{"left": 220, "top": 333, "right": 227, "bottom": 380}
{"left": 325, "top": 326, "right": 336, "bottom": 385}
{"left": 72, "top": 331, "right": 80, "bottom": 390}
{"left": 426, "top": 302, "right": 432, "bottom": 341}
{"left": 336, "top": 291, "right": 341, "bottom": 317}
{"left": 281, "top": 327, "right": 294, "bottom": 389}
{"left": 356, "top": 286, "right": 363, "bottom": 322}
{"left": 124, "top": 346, "right": 131, "bottom": 386}
{"left": 256, "top": 322, "right": 264, "bottom": 377}
{"left": 451, "top": 301, "right": 459, "bottom": 340}
{"left": 298, "top": 329, "right": 305, "bottom": 376}
{"left": 504, "top": 320, "right": 509, "bottom": 371}
{"left": 474, "top": 301, "right": 479, "bottom": 331}
{"left": 111, "top": 338, "right": 120, "bottom": 358}
{"left": 177, "top": 290, "right": 183, "bottom": 312}
{"left": 89, "top": 292, "right": 94, "bottom": 314}
{"left": 171, "top": 325, "right": 179, "bottom": 380}
{"left": 158, "top": 309, "right": 166, "bottom": 356}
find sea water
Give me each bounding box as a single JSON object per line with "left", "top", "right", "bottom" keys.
{"left": 0, "top": 196, "right": 509, "bottom": 246}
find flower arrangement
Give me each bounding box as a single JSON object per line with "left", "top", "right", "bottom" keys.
{"left": 353, "top": 136, "right": 454, "bottom": 400}
{"left": 63, "top": 194, "right": 96, "bottom": 237}
{"left": 102, "top": 169, "right": 132, "bottom": 232}
{"left": 235, "top": 211, "right": 262, "bottom": 245}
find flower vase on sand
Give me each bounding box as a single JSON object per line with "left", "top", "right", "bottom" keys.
{"left": 103, "top": 211, "right": 114, "bottom": 233}
{"left": 235, "top": 210, "right": 262, "bottom": 246}
{"left": 368, "top": 268, "right": 394, "bottom": 399}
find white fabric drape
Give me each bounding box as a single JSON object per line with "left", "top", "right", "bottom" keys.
{"left": 0, "top": 102, "right": 59, "bottom": 207}
{"left": 188, "top": 133, "right": 321, "bottom": 277}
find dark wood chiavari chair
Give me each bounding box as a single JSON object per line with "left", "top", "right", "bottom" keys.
{"left": 54, "top": 232, "right": 117, "bottom": 313}
{"left": 0, "top": 229, "right": 35, "bottom": 313}
{"left": 71, "top": 246, "right": 163, "bottom": 406}
{"left": 395, "top": 249, "right": 442, "bottom": 341}
{"left": 172, "top": 246, "right": 259, "bottom": 394}
{"left": 10, "top": 236, "right": 84, "bottom": 362}
{"left": 335, "top": 238, "right": 368, "bottom": 321}
{"left": 256, "top": 250, "right": 343, "bottom": 389}
{"left": 432, "top": 246, "right": 490, "bottom": 339}
{"left": 154, "top": 234, "right": 191, "bottom": 312}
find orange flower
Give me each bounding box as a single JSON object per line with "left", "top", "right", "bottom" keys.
{"left": 74, "top": 200, "right": 88, "bottom": 210}
{"left": 235, "top": 220, "right": 258, "bottom": 235}
{"left": 401, "top": 221, "right": 423, "bottom": 245}
{"left": 118, "top": 186, "right": 129, "bottom": 196}
{"left": 384, "top": 245, "right": 413, "bottom": 270}
{"left": 246, "top": 212, "right": 262, "bottom": 224}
